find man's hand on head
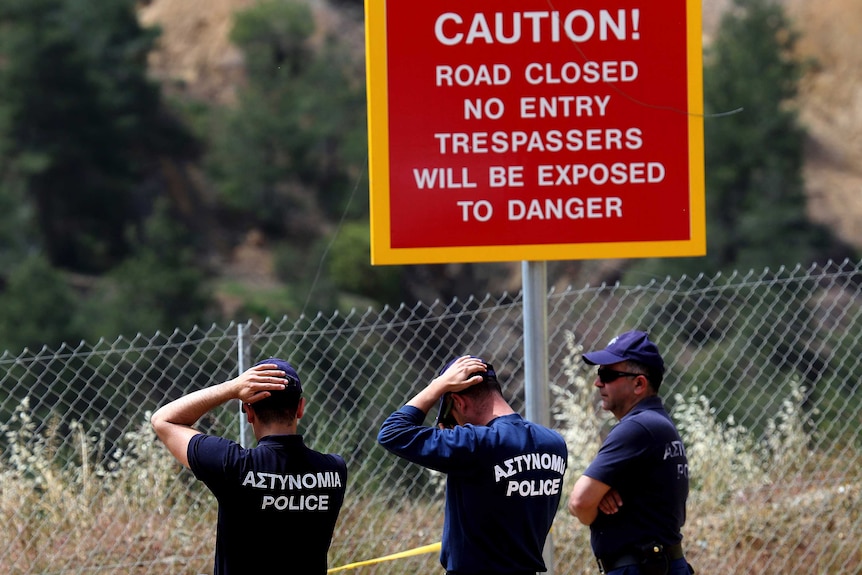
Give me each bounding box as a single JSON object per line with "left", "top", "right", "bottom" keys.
{"left": 231, "top": 363, "right": 292, "bottom": 404}
{"left": 406, "top": 355, "right": 487, "bottom": 414}
{"left": 434, "top": 355, "right": 487, "bottom": 395}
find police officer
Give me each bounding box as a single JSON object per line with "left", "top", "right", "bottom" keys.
{"left": 567, "top": 331, "right": 694, "bottom": 575}
{"left": 151, "top": 357, "right": 347, "bottom": 575}
{"left": 378, "top": 355, "right": 568, "bottom": 575}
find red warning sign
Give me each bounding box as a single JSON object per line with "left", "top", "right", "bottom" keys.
{"left": 365, "top": 1, "right": 705, "bottom": 264}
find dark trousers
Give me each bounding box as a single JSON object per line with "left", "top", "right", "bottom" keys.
{"left": 602, "top": 557, "right": 692, "bottom": 575}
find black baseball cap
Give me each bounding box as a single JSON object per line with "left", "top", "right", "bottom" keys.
{"left": 253, "top": 357, "right": 302, "bottom": 395}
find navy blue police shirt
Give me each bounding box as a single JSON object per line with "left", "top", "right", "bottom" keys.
{"left": 378, "top": 406, "right": 568, "bottom": 574}
{"left": 188, "top": 433, "right": 347, "bottom": 575}
{"left": 583, "top": 396, "right": 688, "bottom": 558}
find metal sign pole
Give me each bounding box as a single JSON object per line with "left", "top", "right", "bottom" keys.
{"left": 522, "top": 260, "right": 553, "bottom": 574}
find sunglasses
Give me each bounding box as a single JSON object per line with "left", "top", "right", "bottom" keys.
{"left": 436, "top": 393, "right": 457, "bottom": 428}
{"left": 596, "top": 368, "right": 646, "bottom": 384}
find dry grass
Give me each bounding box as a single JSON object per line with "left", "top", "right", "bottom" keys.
{"left": 2, "top": 350, "right": 860, "bottom": 574}
{"left": 0, "top": 402, "right": 215, "bottom": 574}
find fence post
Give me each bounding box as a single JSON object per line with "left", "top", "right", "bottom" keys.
{"left": 237, "top": 322, "right": 252, "bottom": 448}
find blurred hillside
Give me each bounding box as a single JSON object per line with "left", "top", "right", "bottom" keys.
{"left": 139, "top": 0, "right": 364, "bottom": 105}
{"left": 706, "top": 0, "right": 862, "bottom": 249}
{"left": 139, "top": 0, "right": 862, "bottom": 277}
{"left": 788, "top": 0, "right": 862, "bottom": 249}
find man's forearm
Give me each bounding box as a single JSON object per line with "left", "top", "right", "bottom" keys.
{"left": 151, "top": 381, "right": 238, "bottom": 468}
{"left": 567, "top": 475, "right": 609, "bottom": 525}
{"left": 152, "top": 381, "right": 236, "bottom": 428}
{"left": 404, "top": 356, "right": 488, "bottom": 413}
{"left": 406, "top": 378, "right": 446, "bottom": 414}
{"left": 151, "top": 363, "right": 289, "bottom": 468}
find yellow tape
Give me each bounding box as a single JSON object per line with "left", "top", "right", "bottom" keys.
{"left": 327, "top": 542, "right": 441, "bottom": 573}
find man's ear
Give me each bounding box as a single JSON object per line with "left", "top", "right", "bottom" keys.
{"left": 243, "top": 403, "right": 255, "bottom": 423}
{"left": 296, "top": 397, "right": 306, "bottom": 420}
{"left": 452, "top": 393, "right": 468, "bottom": 413}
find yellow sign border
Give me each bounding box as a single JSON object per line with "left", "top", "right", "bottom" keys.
{"left": 365, "top": 0, "right": 705, "bottom": 265}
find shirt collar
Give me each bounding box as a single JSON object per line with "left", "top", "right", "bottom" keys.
{"left": 621, "top": 395, "right": 664, "bottom": 420}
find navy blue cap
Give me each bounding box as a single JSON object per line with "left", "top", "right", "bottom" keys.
{"left": 438, "top": 355, "right": 496, "bottom": 379}
{"left": 582, "top": 330, "right": 665, "bottom": 372}
{"left": 254, "top": 357, "right": 302, "bottom": 394}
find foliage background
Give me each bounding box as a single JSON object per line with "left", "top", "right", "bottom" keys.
{"left": 1, "top": 262, "right": 860, "bottom": 573}
{"left": 1, "top": 0, "right": 861, "bottom": 571}
{"left": 0, "top": 0, "right": 860, "bottom": 355}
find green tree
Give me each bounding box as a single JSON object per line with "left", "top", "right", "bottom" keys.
{"left": 0, "top": 178, "right": 36, "bottom": 271}
{"left": 328, "top": 222, "right": 401, "bottom": 304}
{"left": 200, "top": 0, "right": 407, "bottom": 312}
{"left": 623, "top": 0, "right": 853, "bottom": 284}
{"left": 0, "top": 255, "right": 81, "bottom": 353}
{"left": 205, "top": 0, "right": 368, "bottom": 249}
{"left": 703, "top": 0, "right": 814, "bottom": 271}
{"left": 79, "top": 199, "right": 213, "bottom": 340}
{"left": 0, "top": 0, "right": 196, "bottom": 273}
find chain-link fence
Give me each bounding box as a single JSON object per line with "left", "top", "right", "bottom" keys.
{"left": 1, "top": 259, "right": 860, "bottom": 574}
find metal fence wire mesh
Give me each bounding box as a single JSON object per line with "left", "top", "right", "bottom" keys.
{"left": 1, "top": 259, "right": 860, "bottom": 574}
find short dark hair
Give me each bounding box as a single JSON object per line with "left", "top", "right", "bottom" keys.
{"left": 251, "top": 386, "right": 302, "bottom": 424}
{"left": 624, "top": 360, "right": 664, "bottom": 392}
{"left": 248, "top": 357, "right": 303, "bottom": 423}
{"left": 456, "top": 366, "right": 503, "bottom": 400}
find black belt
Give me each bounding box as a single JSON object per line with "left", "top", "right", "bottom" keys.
{"left": 446, "top": 572, "right": 535, "bottom": 575}
{"left": 596, "top": 542, "right": 684, "bottom": 574}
